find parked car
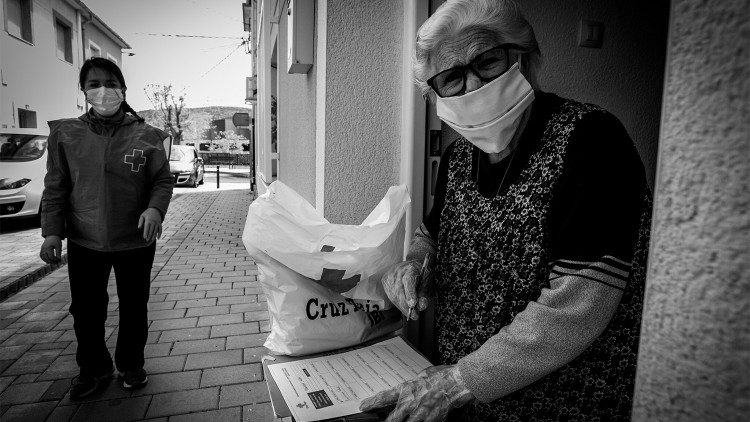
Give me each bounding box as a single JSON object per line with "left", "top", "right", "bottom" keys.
{"left": 0, "top": 129, "right": 49, "bottom": 220}
{"left": 170, "top": 145, "right": 204, "bottom": 187}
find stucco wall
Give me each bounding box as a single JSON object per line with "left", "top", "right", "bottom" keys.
{"left": 1, "top": 0, "right": 82, "bottom": 128}
{"left": 277, "top": 2, "right": 317, "bottom": 206}
{"left": 522, "top": 0, "right": 669, "bottom": 189}
{"left": 323, "top": 0, "right": 404, "bottom": 224}
{"left": 84, "top": 24, "right": 122, "bottom": 64}
{"left": 632, "top": 0, "right": 750, "bottom": 420}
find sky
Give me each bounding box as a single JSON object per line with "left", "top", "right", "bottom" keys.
{"left": 84, "top": 0, "right": 253, "bottom": 112}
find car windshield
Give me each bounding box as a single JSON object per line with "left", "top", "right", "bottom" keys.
{"left": 170, "top": 147, "right": 193, "bottom": 162}
{"left": 0, "top": 135, "right": 48, "bottom": 162}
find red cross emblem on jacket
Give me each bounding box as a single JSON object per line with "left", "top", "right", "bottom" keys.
{"left": 124, "top": 149, "right": 147, "bottom": 172}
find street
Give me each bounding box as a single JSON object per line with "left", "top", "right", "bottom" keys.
{"left": 0, "top": 168, "right": 254, "bottom": 300}
{"left": 174, "top": 167, "right": 254, "bottom": 196}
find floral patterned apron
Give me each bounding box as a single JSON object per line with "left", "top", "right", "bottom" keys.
{"left": 435, "top": 99, "right": 652, "bottom": 421}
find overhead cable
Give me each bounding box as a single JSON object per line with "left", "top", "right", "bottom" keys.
{"left": 198, "top": 41, "right": 247, "bottom": 79}
{"left": 135, "top": 32, "right": 245, "bottom": 40}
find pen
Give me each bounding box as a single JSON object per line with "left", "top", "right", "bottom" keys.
{"left": 408, "top": 253, "right": 432, "bottom": 321}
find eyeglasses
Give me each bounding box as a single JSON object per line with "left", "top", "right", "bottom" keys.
{"left": 427, "top": 44, "right": 518, "bottom": 98}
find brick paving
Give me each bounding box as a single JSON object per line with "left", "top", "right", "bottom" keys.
{"left": 0, "top": 219, "right": 69, "bottom": 300}
{"left": 0, "top": 189, "right": 288, "bottom": 421}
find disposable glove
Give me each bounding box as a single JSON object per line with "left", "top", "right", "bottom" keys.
{"left": 359, "top": 364, "right": 473, "bottom": 422}
{"left": 381, "top": 253, "right": 434, "bottom": 320}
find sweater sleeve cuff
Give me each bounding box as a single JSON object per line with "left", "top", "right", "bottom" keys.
{"left": 457, "top": 354, "right": 498, "bottom": 403}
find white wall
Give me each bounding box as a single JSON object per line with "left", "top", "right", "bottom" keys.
{"left": 277, "top": 3, "right": 317, "bottom": 206}
{"left": 522, "top": 0, "right": 669, "bottom": 188}
{"left": 314, "top": 0, "right": 327, "bottom": 214}
{"left": 255, "top": 0, "right": 406, "bottom": 221}
{"left": 84, "top": 23, "right": 122, "bottom": 64}
{"left": 1, "top": 0, "right": 83, "bottom": 129}
{"left": 321, "top": 0, "right": 404, "bottom": 224}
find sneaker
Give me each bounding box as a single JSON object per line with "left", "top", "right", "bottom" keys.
{"left": 69, "top": 368, "right": 113, "bottom": 400}
{"left": 121, "top": 368, "right": 148, "bottom": 389}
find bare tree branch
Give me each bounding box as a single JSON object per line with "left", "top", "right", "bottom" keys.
{"left": 144, "top": 84, "right": 190, "bottom": 144}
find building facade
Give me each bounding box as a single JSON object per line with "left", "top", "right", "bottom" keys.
{"left": 243, "top": 0, "right": 419, "bottom": 227}
{"left": 243, "top": 0, "right": 668, "bottom": 238}
{"left": 1, "top": 0, "right": 130, "bottom": 130}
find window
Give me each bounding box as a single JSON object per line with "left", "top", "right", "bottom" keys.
{"left": 5, "top": 0, "right": 33, "bottom": 43}
{"left": 89, "top": 40, "right": 101, "bottom": 58}
{"left": 17, "top": 109, "right": 37, "bottom": 128}
{"left": 55, "top": 16, "right": 73, "bottom": 63}
{"left": 0, "top": 134, "right": 47, "bottom": 162}
{"left": 106, "top": 53, "right": 118, "bottom": 65}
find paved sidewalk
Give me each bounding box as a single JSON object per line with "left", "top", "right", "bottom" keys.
{"left": 0, "top": 221, "right": 68, "bottom": 301}
{"left": 0, "top": 189, "right": 285, "bottom": 421}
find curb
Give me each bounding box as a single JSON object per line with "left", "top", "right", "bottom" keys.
{"left": 0, "top": 254, "right": 69, "bottom": 301}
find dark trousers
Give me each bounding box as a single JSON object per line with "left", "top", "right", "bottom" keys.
{"left": 67, "top": 240, "right": 155, "bottom": 376}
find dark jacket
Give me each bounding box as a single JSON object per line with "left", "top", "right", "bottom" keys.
{"left": 41, "top": 111, "right": 173, "bottom": 251}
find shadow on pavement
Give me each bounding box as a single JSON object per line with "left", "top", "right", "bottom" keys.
{"left": 0, "top": 215, "right": 41, "bottom": 234}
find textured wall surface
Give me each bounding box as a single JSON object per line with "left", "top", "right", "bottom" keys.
{"left": 84, "top": 24, "right": 124, "bottom": 65}
{"left": 1, "top": 0, "right": 85, "bottom": 126}
{"left": 632, "top": 0, "right": 750, "bottom": 420}
{"left": 522, "top": 0, "right": 669, "bottom": 189}
{"left": 323, "top": 0, "right": 404, "bottom": 224}
{"left": 278, "top": 4, "right": 318, "bottom": 206}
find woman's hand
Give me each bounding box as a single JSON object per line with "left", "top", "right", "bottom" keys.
{"left": 138, "top": 207, "right": 163, "bottom": 242}
{"left": 381, "top": 257, "right": 432, "bottom": 320}
{"left": 360, "top": 365, "right": 473, "bottom": 422}
{"left": 40, "top": 235, "right": 62, "bottom": 263}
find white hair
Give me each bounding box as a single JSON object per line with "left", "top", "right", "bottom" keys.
{"left": 413, "top": 0, "right": 542, "bottom": 100}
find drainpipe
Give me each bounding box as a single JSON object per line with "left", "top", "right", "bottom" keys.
{"left": 80, "top": 14, "right": 91, "bottom": 61}
{"left": 400, "top": 0, "right": 430, "bottom": 353}
{"left": 76, "top": 9, "right": 90, "bottom": 110}
{"left": 75, "top": 10, "right": 82, "bottom": 65}
{"left": 399, "top": 0, "right": 429, "bottom": 255}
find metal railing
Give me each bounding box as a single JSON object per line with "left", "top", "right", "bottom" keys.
{"left": 198, "top": 152, "right": 252, "bottom": 167}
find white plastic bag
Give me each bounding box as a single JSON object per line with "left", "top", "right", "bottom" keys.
{"left": 242, "top": 181, "right": 410, "bottom": 355}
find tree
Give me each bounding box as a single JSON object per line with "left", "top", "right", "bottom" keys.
{"left": 182, "top": 111, "right": 212, "bottom": 141}
{"left": 144, "top": 84, "right": 189, "bottom": 144}
{"left": 215, "top": 129, "right": 247, "bottom": 152}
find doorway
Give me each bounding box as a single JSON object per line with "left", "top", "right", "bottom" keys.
{"left": 270, "top": 42, "right": 279, "bottom": 181}
{"left": 414, "top": 0, "right": 670, "bottom": 360}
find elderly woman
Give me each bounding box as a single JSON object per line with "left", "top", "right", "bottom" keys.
{"left": 360, "top": 0, "right": 652, "bottom": 421}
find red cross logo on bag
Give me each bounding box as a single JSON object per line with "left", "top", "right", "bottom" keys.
{"left": 124, "top": 149, "right": 147, "bottom": 172}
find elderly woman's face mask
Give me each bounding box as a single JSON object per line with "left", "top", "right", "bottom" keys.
{"left": 433, "top": 48, "right": 535, "bottom": 154}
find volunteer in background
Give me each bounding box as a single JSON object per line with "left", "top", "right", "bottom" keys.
{"left": 40, "top": 57, "right": 173, "bottom": 400}
{"left": 361, "top": 0, "right": 652, "bottom": 420}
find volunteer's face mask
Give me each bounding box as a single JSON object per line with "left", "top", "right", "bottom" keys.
{"left": 435, "top": 62, "right": 535, "bottom": 154}
{"left": 85, "top": 87, "right": 124, "bottom": 117}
